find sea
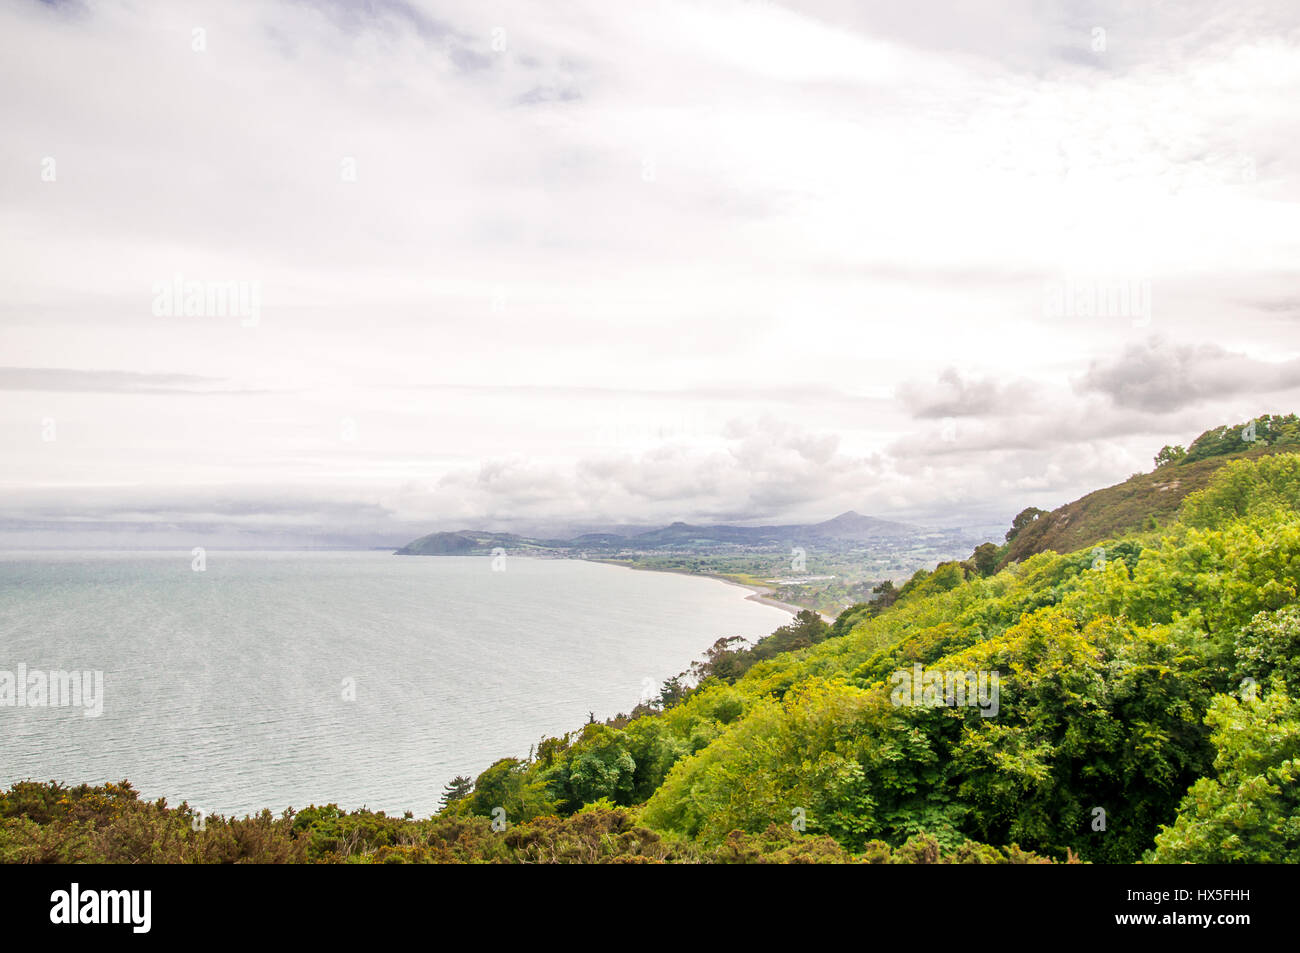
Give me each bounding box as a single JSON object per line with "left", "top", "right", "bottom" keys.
{"left": 0, "top": 550, "right": 790, "bottom": 817}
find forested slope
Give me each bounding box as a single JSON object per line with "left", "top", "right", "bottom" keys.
{"left": 443, "top": 448, "right": 1300, "bottom": 863}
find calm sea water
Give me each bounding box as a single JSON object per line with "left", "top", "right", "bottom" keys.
{"left": 0, "top": 551, "right": 789, "bottom": 817}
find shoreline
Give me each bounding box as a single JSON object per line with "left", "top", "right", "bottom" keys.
{"left": 392, "top": 550, "right": 839, "bottom": 624}
{"left": 585, "top": 558, "right": 835, "bottom": 623}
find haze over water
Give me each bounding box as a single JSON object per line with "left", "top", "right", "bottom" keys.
{"left": 0, "top": 551, "right": 789, "bottom": 817}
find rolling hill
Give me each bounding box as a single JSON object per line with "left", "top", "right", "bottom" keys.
{"left": 1001, "top": 414, "right": 1300, "bottom": 567}
{"left": 395, "top": 510, "right": 920, "bottom": 556}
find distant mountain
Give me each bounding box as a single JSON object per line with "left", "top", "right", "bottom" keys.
{"left": 394, "top": 531, "right": 476, "bottom": 555}
{"left": 395, "top": 511, "right": 921, "bottom": 555}
{"left": 394, "top": 530, "right": 555, "bottom": 556}
{"left": 805, "top": 511, "right": 917, "bottom": 539}
{"left": 623, "top": 512, "right": 917, "bottom": 547}
{"left": 569, "top": 533, "right": 631, "bottom": 545}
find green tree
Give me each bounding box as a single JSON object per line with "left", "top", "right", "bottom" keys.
{"left": 438, "top": 775, "right": 474, "bottom": 811}
{"left": 467, "top": 758, "right": 554, "bottom": 823}
{"left": 658, "top": 675, "right": 689, "bottom": 709}
{"left": 1179, "top": 453, "right": 1300, "bottom": 527}
{"left": 690, "top": 636, "right": 750, "bottom": 683}
{"left": 871, "top": 580, "right": 898, "bottom": 609}
{"left": 564, "top": 726, "right": 637, "bottom": 807}
{"left": 1183, "top": 413, "right": 1300, "bottom": 463}
{"left": 1153, "top": 444, "right": 1186, "bottom": 468}
{"left": 1005, "top": 507, "right": 1048, "bottom": 542}
{"left": 1234, "top": 605, "right": 1300, "bottom": 688}
{"left": 1149, "top": 687, "right": 1300, "bottom": 863}
{"left": 971, "top": 542, "right": 999, "bottom": 577}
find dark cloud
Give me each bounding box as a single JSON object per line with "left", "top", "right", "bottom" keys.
{"left": 897, "top": 368, "right": 1036, "bottom": 419}
{"left": 1076, "top": 339, "right": 1300, "bottom": 412}
{"left": 0, "top": 488, "right": 409, "bottom": 549}
{"left": 0, "top": 487, "right": 395, "bottom": 523}
{"left": 515, "top": 85, "right": 583, "bottom": 106}
{"left": 1246, "top": 296, "right": 1300, "bottom": 314}
{"left": 310, "top": 0, "right": 456, "bottom": 41}
{"left": 448, "top": 45, "right": 494, "bottom": 72}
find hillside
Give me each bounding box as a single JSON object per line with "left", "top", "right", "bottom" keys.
{"left": 1001, "top": 445, "right": 1289, "bottom": 566}
{"left": 1002, "top": 414, "right": 1300, "bottom": 567}
{"left": 394, "top": 531, "right": 476, "bottom": 554}
{"left": 395, "top": 530, "right": 558, "bottom": 555}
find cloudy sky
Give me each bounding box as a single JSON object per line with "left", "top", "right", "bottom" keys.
{"left": 2, "top": 0, "right": 1298, "bottom": 546}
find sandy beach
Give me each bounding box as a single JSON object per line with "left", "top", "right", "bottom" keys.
{"left": 587, "top": 558, "right": 836, "bottom": 624}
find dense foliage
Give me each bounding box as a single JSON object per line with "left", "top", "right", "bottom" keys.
{"left": 1181, "top": 413, "right": 1300, "bottom": 464}
{"left": 0, "top": 780, "right": 1061, "bottom": 864}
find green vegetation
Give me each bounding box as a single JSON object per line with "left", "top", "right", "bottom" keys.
{"left": 1183, "top": 413, "right": 1300, "bottom": 464}
{"left": 0, "top": 780, "right": 1062, "bottom": 864}
{"left": 683, "top": 610, "right": 832, "bottom": 684}
{"left": 5, "top": 421, "right": 1299, "bottom": 864}
{"left": 1149, "top": 684, "right": 1300, "bottom": 863}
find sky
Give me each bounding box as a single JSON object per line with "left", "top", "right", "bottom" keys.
{"left": 1, "top": 0, "right": 1298, "bottom": 547}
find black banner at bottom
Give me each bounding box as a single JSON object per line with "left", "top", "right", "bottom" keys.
{"left": 0, "top": 863, "right": 1276, "bottom": 942}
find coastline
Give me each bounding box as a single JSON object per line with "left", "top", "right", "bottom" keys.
{"left": 585, "top": 558, "right": 835, "bottom": 623}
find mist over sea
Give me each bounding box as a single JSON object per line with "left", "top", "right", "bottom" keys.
{"left": 0, "top": 551, "right": 789, "bottom": 817}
